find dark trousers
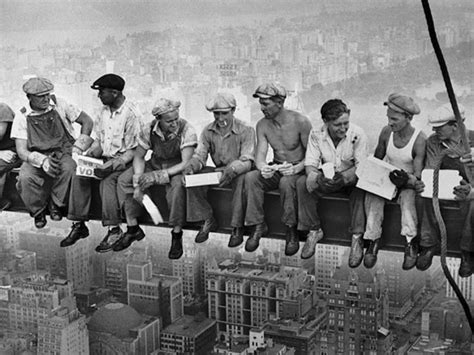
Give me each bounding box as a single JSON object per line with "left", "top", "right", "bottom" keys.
{"left": 187, "top": 167, "right": 246, "bottom": 228}
{"left": 118, "top": 166, "right": 186, "bottom": 228}
{"left": 244, "top": 170, "right": 301, "bottom": 227}
{"left": 0, "top": 156, "right": 21, "bottom": 198}
{"left": 420, "top": 197, "right": 474, "bottom": 252}
{"left": 17, "top": 156, "right": 76, "bottom": 217}
{"left": 296, "top": 175, "right": 366, "bottom": 234}
{"left": 68, "top": 169, "right": 125, "bottom": 226}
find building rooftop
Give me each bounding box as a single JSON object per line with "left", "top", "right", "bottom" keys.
{"left": 162, "top": 314, "right": 215, "bottom": 337}
{"left": 88, "top": 302, "right": 143, "bottom": 338}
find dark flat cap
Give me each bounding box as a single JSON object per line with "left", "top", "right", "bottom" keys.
{"left": 253, "top": 83, "right": 287, "bottom": 99}
{"left": 91, "top": 74, "right": 125, "bottom": 91}
{"left": 22, "top": 77, "right": 54, "bottom": 96}
{"left": 384, "top": 93, "right": 420, "bottom": 115}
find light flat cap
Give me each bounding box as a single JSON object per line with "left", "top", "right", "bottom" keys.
{"left": 205, "top": 93, "right": 236, "bottom": 112}
{"left": 22, "top": 77, "right": 54, "bottom": 96}
{"left": 91, "top": 74, "right": 125, "bottom": 91}
{"left": 252, "top": 83, "right": 287, "bottom": 100}
{"left": 151, "top": 98, "right": 181, "bottom": 117}
{"left": 429, "top": 103, "right": 465, "bottom": 127}
{"left": 384, "top": 93, "right": 420, "bottom": 115}
{"left": 0, "top": 103, "right": 15, "bottom": 122}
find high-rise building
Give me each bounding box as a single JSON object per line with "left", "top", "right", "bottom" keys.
{"left": 127, "top": 261, "right": 183, "bottom": 327}
{"left": 446, "top": 257, "right": 474, "bottom": 300}
{"left": 172, "top": 243, "right": 203, "bottom": 296}
{"left": 314, "top": 244, "right": 345, "bottom": 293}
{"left": 37, "top": 304, "right": 89, "bottom": 355}
{"left": 207, "top": 259, "right": 311, "bottom": 337}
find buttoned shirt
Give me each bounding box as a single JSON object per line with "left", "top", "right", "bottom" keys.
{"left": 94, "top": 99, "right": 141, "bottom": 158}
{"left": 193, "top": 118, "right": 256, "bottom": 167}
{"left": 138, "top": 118, "right": 197, "bottom": 151}
{"left": 305, "top": 123, "right": 368, "bottom": 172}
{"left": 11, "top": 97, "right": 81, "bottom": 140}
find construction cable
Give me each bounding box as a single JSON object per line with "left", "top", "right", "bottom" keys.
{"left": 421, "top": 0, "right": 474, "bottom": 333}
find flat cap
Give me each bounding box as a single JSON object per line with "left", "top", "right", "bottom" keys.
{"left": 22, "top": 77, "right": 54, "bottom": 96}
{"left": 384, "top": 93, "right": 420, "bottom": 115}
{"left": 429, "top": 103, "right": 465, "bottom": 127}
{"left": 91, "top": 74, "right": 125, "bottom": 91}
{"left": 253, "top": 83, "right": 287, "bottom": 100}
{"left": 205, "top": 93, "right": 236, "bottom": 112}
{"left": 151, "top": 98, "right": 181, "bottom": 117}
{"left": 0, "top": 103, "right": 15, "bottom": 122}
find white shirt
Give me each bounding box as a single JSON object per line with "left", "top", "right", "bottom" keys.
{"left": 305, "top": 123, "right": 369, "bottom": 173}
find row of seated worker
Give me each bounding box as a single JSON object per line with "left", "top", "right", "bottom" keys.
{"left": 0, "top": 75, "right": 472, "bottom": 276}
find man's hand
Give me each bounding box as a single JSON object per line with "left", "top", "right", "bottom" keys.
{"left": 454, "top": 180, "right": 472, "bottom": 200}
{"left": 389, "top": 169, "right": 409, "bottom": 188}
{"left": 138, "top": 170, "right": 170, "bottom": 190}
{"left": 133, "top": 187, "right": 144, "bottom": 203}
{"left": 317, "top": 173, "right": 344, "bottom": 194}
{"left": 261, "top": 164, "right": 276, "bottom": 179}
{"left": 414, "top": 179, "right": 425, "bottom": 194}
{"left": 94, "top": 161, "right": 114, "bottom": 179}
{"left": 306, "top": 172, "right": 319, "bottom": 193}
{"left": 0, "top": 150, "right": 17, "bottom": 163}
{"left": 278, "top": 162, "right": 297, "bottom": 176}
{"left": 183, "top": 158, "right": 201, "bottom": 176}
{"left": 42, "top": 156, "right": 61, "bottom": 178}
{"left": 112, "top": 158, "right": 126, "bottom": 171}
{"left": 219, "top": 165, "right": 237, "bottom": 187}
{"left": 72, "top": 146, "right": 83, "bottom": 156}
{"left": 460, "top": 148, "right": 474, "bottom": 164}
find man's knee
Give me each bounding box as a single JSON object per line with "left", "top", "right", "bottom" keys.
{"left": 279, "top": 175, "right": 297, "bottom": 192}
{"left": 245, "top": 170, "right": 262, "bottom": 187}
{"left": 296, "top": 174, "right": 307, "bottom": 192}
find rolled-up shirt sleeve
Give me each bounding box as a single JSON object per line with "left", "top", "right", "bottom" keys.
{"left": 238, "top": 126, "right": 256, "bottom": 161}
{"left": 137, "top": 120, "right": 153, "bottom": 151}
{"left": 181, "top": 124, "right": 198, "bottom": 150}
{"left": 11, "top": 114, "right": 27, "bottom": 140}
{"left": 123, "top": 113, "right": 140, "bottom": 151}
{"left": 304, "top": 129, "right": 322, "bottom": 168}
{"left": 424, "top": 139, "right": 439, "bottom": 169}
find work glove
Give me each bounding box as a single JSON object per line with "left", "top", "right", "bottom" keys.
{"left": 42, "top": 155, "right": 61, "bottom": 178}
{"left": 389, "top": 169, "right": 409, "bottom": 188}
{"left": 454, "top": 180, "right": 471, "bottom": 200}
{"left": 219, "top": 165, "right": 237, "bottom": 187}
{"left": 182, "top": 158, "right": 201, "bottom": 176}
{"left": 139, "top": 170, "right": 170, "bottom": 190}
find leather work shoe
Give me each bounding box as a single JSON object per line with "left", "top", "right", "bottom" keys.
{"left": 113, "top": 226, "right": 145, "bottom": 252}
{"left": 48, "top": 201, "right": 62, "bottom": 221}
{"left": 458, "top": 250, "right": 474, "bottom": 278}
{"left": 0, "top": 198, "right": 11, "bottom": 212}
{"left": 348, "top": 235, "right": 364, "bottom": 268}
{"left": 228, "top": 227, "right": 244, "bottom": 248}
{"left": 402, "top": 239, "right": 419, "bottom": 270}
{"left": 363, "top": 239, "right": 380, "bottom": 269}
{"left": 284, "top": 225, "right": 300, "bottom": 256}
{"left": 245, "top": 222, "right": 268, "bottom": 252}
{"left": 60, "top": 221, "right": 89, "bottom": 247}
{"left": 194, "top": 217, "right": 217, "bottom": 243}
{"left": 301, "top": 229, "right": 323, "bottom": 259}
{"left": 34, "top": 212, "right": 47, "bottom": 229}
{"left": 169, "top": 231, "right": 184, "bottom": 259}
{"left": 95, "top": 227, "right": 124, "bottom": 253}
{"left": 416, "top": 245, "right": 439, "bottom": 271}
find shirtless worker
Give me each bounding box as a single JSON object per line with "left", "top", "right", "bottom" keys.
{"left": 244, "top": 83, "right": 312, "bottom": 255}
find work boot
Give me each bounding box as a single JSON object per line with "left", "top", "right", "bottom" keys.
{"left": 228, "top": 227, "right": 244, "bottom": 248}
{"left": 245, "top": 222, "right": 268, "bottom": 252}
{"left": 301, "top": 229, "right": 323, "bottom": 259}
{"left": 113, "top": 226, "right": 145, "bottom": 252}
{"left": 60, "top": 221, "right": 89, "bottom": 247}
{"left": 416, "top": 245, "right": 438, "bottom": 271}
{"left": 34, "top": 212, "right": 47, "bottom": 229}
{"left": 48, "top": 200, "right": 62, "bottom": 221}
{"left": 284, "top": 225, "right": 300, "bottom": 256}
{"left": 402, "top": 238, "right": 419, "bottom": 270}
{"left": 0, "top": 198, "right": 11, "bottom": 212}
{"left": 458, "top": 250, "right": 474, "bottom": 278}
{"left": 194, "top": 217, "right": 217, "bottom": 243}
{"left": 364, "top": 239, "right": 380, "bottom": 269}
{"left": 95, "top": 227, "right": 123, "bottom": 253}
{"left": 168, "top": 231, "right": 183, "bottom": 260}
{"left": 348, "top": 235, "right": 364, "bottom": 268}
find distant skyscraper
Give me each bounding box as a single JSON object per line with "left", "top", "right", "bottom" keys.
{"left": 446, "top": 257, "right": 474, "bottom": 301}
{"left": 314, "top": 245, "right": 345, "bottom": 293}
{"left": 172, "top": 245, "right": 203, "bottom": 295}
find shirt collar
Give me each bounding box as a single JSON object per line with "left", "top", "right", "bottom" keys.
{"left": 208, "top": 118, "right": 242, "bottom": 134}
{"left": 152, "top": 119, "right": 180, "bottom": 140}
{"left": 26, "top": 99, "right": 56, "bottom": 116}
{"left": 103, "top": 99, "right": 126, "bottom": 115}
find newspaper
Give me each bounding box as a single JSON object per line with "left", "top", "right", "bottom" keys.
{"left": 420, "top": 169, "right": 461, "bottom": 200}
{"left": 356, "top": 156, "right": 397, "bottom": 200}
{"left": 74, "top": 155, "right": 104, "bottom": 179}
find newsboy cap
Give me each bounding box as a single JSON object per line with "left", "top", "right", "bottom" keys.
{"left": 22, "top": 77, "right": 54, "bottom": 96}
{"left": 384, "top": 93, "right": 420, "bottom": 116}
{"left": 152, "top": 98, "right": 181, "bottom": 117}
{"left": 0, "top": 103, "right": 15, "bottom": 122}
{"left": 205, "top": 93, "right": 236, "bottom": 112}
{"left": 91, "top": 74, "right": 125, "bottom": 91}
{"left": 253, "top": 83, "right": 287, "bottom": 100}
{"left": 429, "top": 103, "right": 465, "bottom": 127}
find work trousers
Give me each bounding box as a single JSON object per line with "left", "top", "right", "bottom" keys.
{"left": 0, "top": 156, "right": 21, "bottom": 198}
{"left": 186, "top": 167, "right": 245, "bottom": 227}
{"left": 420, "top": 197, "right": 473, "bottom": 252}
{"left": 118, "top": 166, "right": 186, "bottom": 228}
{"left": 17, "top": 155, "right": 76, "bottom": 217}
{"left": 68, "top": 168, "right": 126, "bottom": 226}
{"left": 296, "top": 175, "right": 365, "bottom": 234}
{"left": 245, "top": 170, "right": 301, "bottom": 227}
{"left": 364, "top": 189, "right": 417, "bottom": 241}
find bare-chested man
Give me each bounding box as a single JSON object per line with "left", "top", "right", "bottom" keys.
{"left": 244, "top": 83, "right": 312, "bottom": 255}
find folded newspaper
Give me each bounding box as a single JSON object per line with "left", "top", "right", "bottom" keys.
{"left": 74, "top": 155, "right": 104, "bottom": 179}
{"left": 420, "top": 169, "right": 461, "bottom": 200}
{"left": 142, "top": 194, "right": 164, "bottom": 224}
{"left": 184, "top": 172, "right": 222, "bottom": 187}
{"left": 356, "top": 156, "right": 397, "bottom": 200}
